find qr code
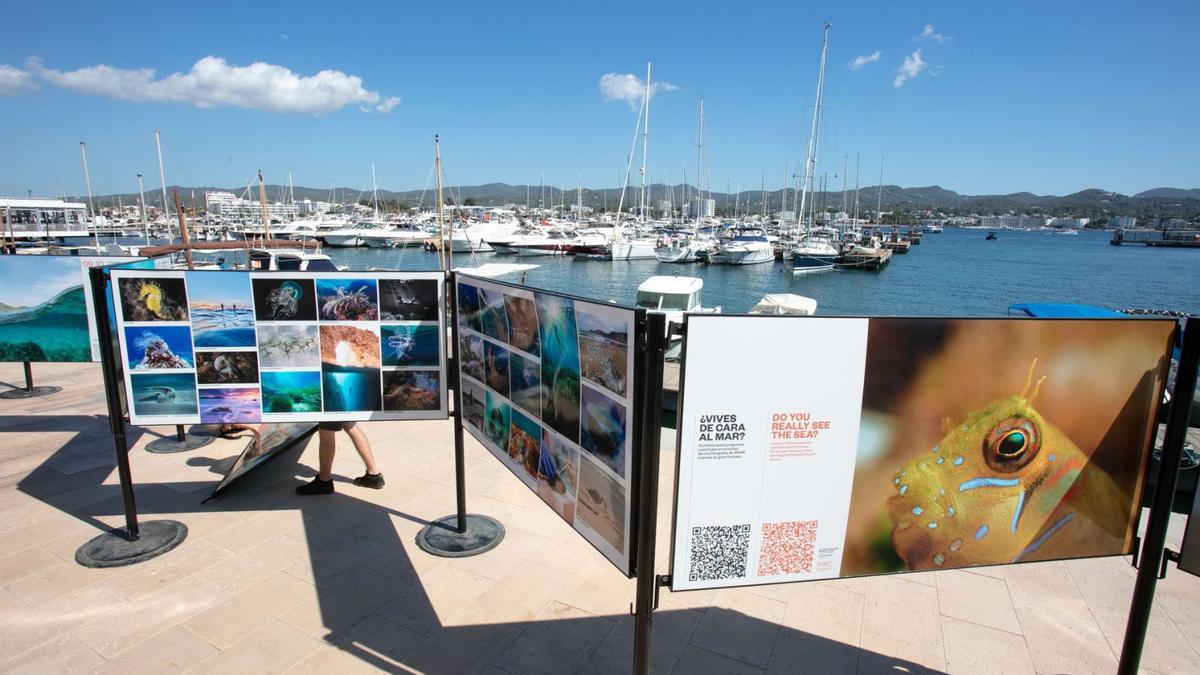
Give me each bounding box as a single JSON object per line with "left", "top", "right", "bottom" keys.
{"left": 688, "top": 524, "right": 751, "bottom": 582}
{"left": 757, "top": 520, "right": 819, "bottom": 577}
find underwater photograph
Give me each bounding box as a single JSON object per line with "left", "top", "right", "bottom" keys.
{"left": 0, "top": 256, "right": 90, "bottom": 362}
{"left": 484, "top": 390, "right": 510, "bottom": 452}
{"left": 199, "top": 387, "right": 261, "bottom": 424}
{"left": 578, "top": 310, "right": 629, "bottom": 398}
{"left": 380, "top": 278, "right": 439, "bottom": 321}
{"left": 382, "top": 369, "right": 440, "bottom": 411}
{"left": 456, "top": 283, "right": 482, "bottom": 334}
{"left": 535, "top": 291, "right": 581, "bottom": 444}
{"left": 503, "top": 294, "right": 539, "bottom": 356}
{"left": 478, "top": 288, "right": 509, "bottom": 342}
{"left": 579, "top": 385, "right": 627, "bottom": 479}
{"left": 483, "top": 339, "right": 509, "bottom": 396}
{"left": 320, "top": 324, "right": 381, "bottom": 412}
{"left": 509, "top": 351, "right": 541, "bottom": 419}
{"left": 576, "top": 456, "right": 625, "bottom": 554}
{"left": 187, "top": 272, "right": 256, "bottom": 347}
{"left": 257, "top": 324, "right": 319, "bottom": 369}
{"left": 536, "top": 430, "right": 580, "bottom": 524}
{"left": 316, "top": 277, "right": 379, "bottom": 322}
{"left": 508, "top": 409, "right": 542, "bottom": 482}
{"left": 196, "top": 351, "right": 259, "bottom": 385}
{"left": 839, "top": 318, "right": 1174, "bottom": 577}
{"left": 118, "top": 276, "right": 189, "bottom": 322}
{"left": 462, "top": 378, "right": 485, "bottom": 431}
{"left": 252, "top": 277, "right": 317, "bottom": 321}
{"left": 130, "top": 372, "right": 198, "bottom": 418}
{"left": 123, "top": 325, "right": 194, "bottom": 370}
{"left": 381, "top": 324, "right": 440, "bottom": 367}
{"left": 460, "top": 334, "right": 485, "bottom": 383}
{"left": 261, "top": 370, "right": 322, "bottom": 414}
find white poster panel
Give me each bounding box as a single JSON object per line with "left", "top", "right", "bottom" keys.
{"left": 110, "top": 268, "right": 447, "bottom": 426}
{"left": 456, "top": 275, "right": 636, "bottom": 575}
{"left": 672, "top": 315, "right": 868, "bottom": 590}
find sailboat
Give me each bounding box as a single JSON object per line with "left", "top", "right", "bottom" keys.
{"left": 611, "top": 63, "right": 659, "bottom": 261}
{"left": 790, "top": 23, "right": 839, "bottom": 274}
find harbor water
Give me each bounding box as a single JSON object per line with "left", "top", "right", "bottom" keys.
{"left": 323, "top": 229, "right": 1200, "bottom": 316}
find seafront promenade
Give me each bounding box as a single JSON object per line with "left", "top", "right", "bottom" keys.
{"left": 2, "top": 361, "right": 1199, "bottom": 674}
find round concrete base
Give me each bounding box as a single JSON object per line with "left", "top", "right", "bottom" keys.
{"left": 75, "top": 520, "right": 188, "bottom": 568}
{"left": 416, "top": 514, "right": 505, "bottom": 558}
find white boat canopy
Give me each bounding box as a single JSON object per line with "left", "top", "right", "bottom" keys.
{"left": 748, "top": 293, "right": 818, "bottom": 316}
{"left": 453, "top": 263, "right": 539, "bottom": 278}
{"left": 636, "top": 275, "right": 704, "bottom": 296}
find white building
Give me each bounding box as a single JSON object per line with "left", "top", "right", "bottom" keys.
{"left": 1048, "top": 217, "right": 1090, "bottom": 229}
{"left": 1110, "top": 215, "right": 1137, "bottom": 228}
{"left": 977, "top": 215, "right": 1047, "bottom": 229}
{"left": 687, "top": 198, "right": 715, "bottom": 219}
{"left": 0, "top": 198, "right": 90, "bottom": 238}
{"left": 204, "top": 191, "right": 303, "bottom": 221}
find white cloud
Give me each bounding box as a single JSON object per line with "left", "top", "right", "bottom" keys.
{"left": 0, "top": 64, "right": 35, "bottom": 95}
{"left": 599, "top": 72, "right": 678, "bottom": 110}
{"left": 849, "top": 51, "right": 882, "bottom": 71}
{"left": 24, "top": 56, "right": 399, "bottom": 115}
{"left": 893, "top": 49, "right": 928, "bottom": 87}
{"left": 916, "top": 24, "right": 950, "bottom": 43}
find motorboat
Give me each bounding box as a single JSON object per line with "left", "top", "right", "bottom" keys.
{"left": 322, "top": 221, "right": 390, "bottom": 248}
{"left": 635, "top": 276, "right": 721, "bottom": 331}
{"left": 359, "top": 222, "right": 429, "bottom": 248}
{"left": 790, "top": 228, "right": 839, "bottom": 274}
{"left": 709, "top": 227, "right": 774, "bottom": 265}
{"left": 246, "top": 248, "right": 341, "bottom": 271}
{"left": 441, "top": 230, "right": 494, "bottom": 253}
{"left": 748, "top": 293, "right": 818, "bottom": 316}
{"left": 836, "top": 230, "right": 892, "bottom": 270}
{"left": 611, "top": 237, "right": 659, "bottom": 260}
{"left": 567, "top": 229, "right": 614, "bottom": 258}
{"left": 509, "top": 229, "right": 575, "bottom": 256}
{"left": 986, "top": 231, "right": 998, "bottom": 240}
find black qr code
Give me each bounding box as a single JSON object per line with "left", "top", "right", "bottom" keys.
{"left": 688, "top": 524, "right": 751, "bottom": 582}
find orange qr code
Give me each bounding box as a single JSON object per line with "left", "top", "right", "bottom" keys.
{"left": 756, "top": 520, "right": 818, "bottom": 577}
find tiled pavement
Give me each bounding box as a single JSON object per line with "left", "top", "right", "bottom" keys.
{"left": 1, "top": 362, "right": 1199, "bottom": 674}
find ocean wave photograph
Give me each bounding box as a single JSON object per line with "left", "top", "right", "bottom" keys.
{"left": 0, "top": 256, "right": 90, "bottom": 362}
{"left": 199, "top": 387, "right": 261, "bottom": 424}
{"left": 187, "top": 271, "right": 256, "bottom": 347}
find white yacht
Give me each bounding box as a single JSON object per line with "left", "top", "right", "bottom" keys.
{"left": 709, "top": 227, "right": 774, "bottom": 265}
{"left": 790, "top": 227, "right": 840, "bottom": 274}
{"left": 510, "top": 229, "right": 575, "bottom": 256}
{"left": 654, "top": 231, "right": 713, "bottom": 263}
{"left": 611, "top": 237, "right": 659, "bottom": 260}
{"left": 360, "top": 222, "right": 429, "bottom": 248}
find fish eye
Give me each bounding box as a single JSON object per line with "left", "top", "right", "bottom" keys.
{"left": 983, "top": 417, "right": 1040, "bottom": 472}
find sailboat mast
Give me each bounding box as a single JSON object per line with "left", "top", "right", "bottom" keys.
{"left": 797, "top": 21, "right": 831, "bottom": 232}
{"left": 876, "top": 156, "right": 885, "bottom": 227}
{"left": 695, "top": 97, "right": 703, "bottom": 223}
{"left": 371, "top": 163, "right": 380, "bottom": 220}
{"left": 781, "top": 163, "right": 788, "bottom": 224}
{"left": 853, "top": 153, "right": 861, "bottom": 228}
{"left": 78, "top": 141, "right": 98, "bottom": 250}
{"left": 435, "top": 136, "right": 447, "bottom": 272}
{"left": 136, "top": 173, "right": 148, "bottom": 245}
{"left": 258, "top": 170, "right": 271, "bottom": 241}
{"left": 841, "top": 155, "right": 849, "bottom": 219}
{"left": 155, "top": 129, "right": 170, "bottom": 241}
{"left": 640, "top": 62, "right": 651, "bottom": 223}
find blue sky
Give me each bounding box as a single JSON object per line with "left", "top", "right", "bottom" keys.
{"left": 0, "top": 1, "right": 1196, "bottom": 199}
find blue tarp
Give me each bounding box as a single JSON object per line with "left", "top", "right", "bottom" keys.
{"left": 1007, "top": 303, "right": 1125, "bottom": 318}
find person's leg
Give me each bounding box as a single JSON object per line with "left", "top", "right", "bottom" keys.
{"left": 342, "top": 422, "right": 379, "bottom": 475}
{"left": 317, "top": 428, "right": 337, "bottom": 481}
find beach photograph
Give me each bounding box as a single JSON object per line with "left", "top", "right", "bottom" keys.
{"left": 478, "top": 288, "right": 509, "bottom": 342}
{"left": 316, "top": 277, "right": 379, "bottom": 321}
{"left": 461, "top": 334, "right": 485, "bottom": 383}
{"left": 319, "top": 324, "right": 381, "bottom": 412}
{"left": 508, "top": 409, "right": 542, "bottom": 482}
{"left": 535, "top": 291, "right": 581, "bottom": 444}
{"left": 196, "top": 351, "right": 259, "bottom": 385}
{"left": 252, "top": 277, "right": 317, "bottom": 321}
{"left": 381, "top": 324, "right": 440, "bottom": 367}
{"left": 462, "top": 378, "right": 485, "bottom": 430}
{"left": 118, "top": 276, "right": 189, "bottom": 322}
{"left": 186, "top": 271, "right": 256, "bottom": 347}
{"left": 123, "top": 325, "right": 194, "bottom": 370}
{"left": 578, "top": 310, "right": 629, "bottom": 397}
{"left": 382, "top": 369, "right": 440, "bottom": 411}
{"left": 484, "top": 390, "right": 510, "bottom": 452}
{"left": 576, "top": 456, "right": 625, "bottom": 554}
{"left": 456, "top": 283, "right": 482, "bottom": 334}
{"left": 503, "top": 294, "right": 539, "bottom": 356}
{"left": 379, "top": 278, "right": 439, "bottom": 321}
{"left": 579, "top": 385, "right": 627, "bottom": 479}
{"left": 261, "top": 370, "right": 322, "bottom": 414}
{"left": 537, "top": 430, "right": 580, "bottom": 524}
{"left": 130, "top": 372, "right": 198, "bottom": 418}
{"left": 199, "top": 387, "right": 261, "bottom": 424}
{"left": 509, "top": 351, "right": 541, "bottom": 419}
{"left": 257, "top": 324, "right": 319, "bottom": 369}
{"left": 484, "top": 339, "right": 509, "bottom": 396}
{"left": 0, "top": 256, "right": 90, "bottom": 362}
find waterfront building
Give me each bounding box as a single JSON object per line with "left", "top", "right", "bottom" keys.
{"left": 204, "top": 190, "right": 305, "bottom": 221}
{"left": 0, "top": 197, "right": 90, "bottom": 238}
{"left": 687, "top": 198, "right": 715, "bottom": 219}
{"left": 1110, "top": 215, "right": 1137, "bottom": 228}
{"left": 1048, "top": 217, "right": 1090, "bottom": 229}
{"left": 978, "top": 214, "right": 1047, "bottom": 229}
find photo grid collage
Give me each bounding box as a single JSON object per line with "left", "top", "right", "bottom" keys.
{"left": 456, "top": 276, "right": 635, "bottom": 572}
{"left": 110, "top": 269, "right": 446, "bottom": 426}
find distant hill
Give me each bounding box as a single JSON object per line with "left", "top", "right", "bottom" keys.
{"left": 81, "top": 182, "right": 1200, "bottom": 220}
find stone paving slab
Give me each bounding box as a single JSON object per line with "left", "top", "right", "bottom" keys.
{"left": 0, "top": 362, "right": 1198, "bottom": 674}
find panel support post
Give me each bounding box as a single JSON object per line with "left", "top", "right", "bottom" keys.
{"left": 633, "top": 311, "right": 668, "bottom": 675}
{"left": 1118, "top": 317, "right": 1200, "bottom": 674}
{"left": 0, "top": 360, "right": 61, "bottom": 399}
{"left": 417, "top": 271, "right": 505, "bottom": 557}
{"left": 75, "top": 266, "right": 187, "bottom": 568}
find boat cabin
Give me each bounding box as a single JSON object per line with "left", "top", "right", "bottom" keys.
{"left": 636, "top": 276, "right": 704, "bottom": 313}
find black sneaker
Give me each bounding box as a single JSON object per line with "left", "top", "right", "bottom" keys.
{"left": 354, "top": 472, "right": 385, "bottom": 489}
{"left": 296, "top": 477, "right": 334, "bottom": 495}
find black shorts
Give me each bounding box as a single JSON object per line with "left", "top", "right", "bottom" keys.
{"left": 318, "top": 422, "right": 352, "bottom": 432}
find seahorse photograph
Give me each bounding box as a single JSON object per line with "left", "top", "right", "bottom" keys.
{"left": 839, "top": 318, "right": 1174, "bottom": 576}
{"left": 118, "top": 276, "right": 189, "bottom": 322}
{"left": 251, "top": 277, "right": 317, "bottom": 322}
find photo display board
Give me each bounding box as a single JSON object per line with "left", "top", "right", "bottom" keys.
{"left": 0, "top": 254, "right": 151, "bottom": 362}
{"left": 670, "top": 315, "right": 1175, "bottom": 591}
{"left": 1180, "top": 452, "right": 1200, "bottom": 578}
{"left": 109, "top": 269, "right": 447, "bottom": 426}
{"left": 456, "top": 274, "right": 637, "bottom": 575}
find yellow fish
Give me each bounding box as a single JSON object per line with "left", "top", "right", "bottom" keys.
{"left": 137, "top": 281, "right": 166, "bottom": 319}
{"left": 887, "top": 361, "right": 1130, "bottom": 570}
